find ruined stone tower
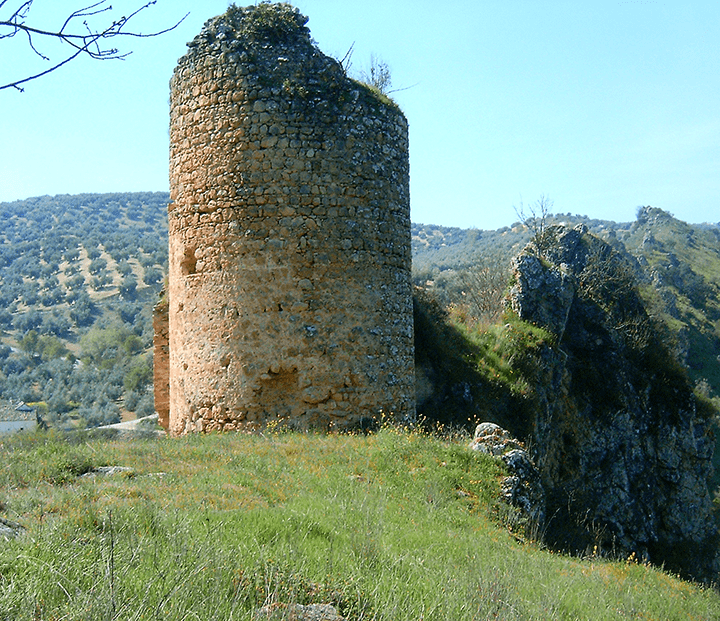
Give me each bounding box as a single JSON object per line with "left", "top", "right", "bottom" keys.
{"left": 156, "top": 3, "right": 414, "bottom": 435}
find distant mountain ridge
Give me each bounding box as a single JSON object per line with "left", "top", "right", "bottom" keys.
{"left": 1, "top": 193, "right": 717, "bottom": 420}
{"left": 412, "top": 208, "right": 720, "bottom": 400}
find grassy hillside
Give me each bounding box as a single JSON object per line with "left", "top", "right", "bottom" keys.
{"left": 1, "top": 428, "right": 718, "bottom": 620}
{"left": 617, "top": 208, "right": 720, "bottom": 396}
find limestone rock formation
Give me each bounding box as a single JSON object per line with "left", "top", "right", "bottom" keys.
{"left": 159, "top": 4, "right": 414, "bottom": 434}
{"left": 470, "top": 422, "right": 546, "bottom": 534}
{"left": 509, "top": 224, "right": 719, "bottom": 583}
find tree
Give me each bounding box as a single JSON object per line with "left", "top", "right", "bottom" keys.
{"left": 1, "top": 0, "right": 187, "bottom": 92}
{"left": 69, "top": 292, "right": 96, "bottom": 326}
{"left": 123, "top": 356, "right": 152, "bottom": 392}
{"left": 116, "top": 259, "right": 133, "bottom": 276}
{"left": 88, "top": 257, "right": 107, "bottom": 274}
{"left": 142, "top": 265, "right": 163, "bottom": 286}
{"left": 118, "top": 274, "right": 137, "bottom": 299}
{"left": 19, "top": 328, "right": 40, "bottom": 355}
{"left": 514, "top": 194, "right": 554, "bottom": 259}
{"left": 458, "top": 257, "right": 511, "bottom": 327}
{"left": 360, "top": 54, "right": 392, "bottom": 94}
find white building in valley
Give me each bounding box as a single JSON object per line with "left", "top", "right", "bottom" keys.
{"left": 0, "top": 402, "right": 40, "bottom": 434}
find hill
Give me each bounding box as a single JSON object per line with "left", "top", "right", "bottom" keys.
{"left": 0, "top": 193, "right": 169, "bottom": 427}
{"left": 1, "top": 428, "right": 718, "bottom": 619}
{"left": 412, "top": 207, "right": 720, "bottom": 402}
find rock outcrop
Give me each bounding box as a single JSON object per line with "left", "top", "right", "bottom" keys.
{"left": 509, "top": 225, "right": 718, "bottom": 583}
{"left": 470, "top": 423, "right": 546, "bottom": 534}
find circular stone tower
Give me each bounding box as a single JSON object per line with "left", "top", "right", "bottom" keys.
{"left": 164, "top": 4, "right": 414, "bottom": 434}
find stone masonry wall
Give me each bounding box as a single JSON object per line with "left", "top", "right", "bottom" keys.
{"left": 162, "top": 4, "right": 414, "bottom": 435}
{"left": 152, "top": 294, "right": 169, "bottom": 430}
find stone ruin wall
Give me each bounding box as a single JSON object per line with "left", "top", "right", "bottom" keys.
{"left": 157, "top": 5, "right": 415, "bottom": 435}
{"left": 152, "top": 295, "right": 169, "bottom": 430}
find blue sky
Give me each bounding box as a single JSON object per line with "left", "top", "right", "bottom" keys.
{"left": 1, "top": 0, "right": 718, "bottom": 229}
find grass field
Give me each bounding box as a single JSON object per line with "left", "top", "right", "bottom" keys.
{"left": 1, "top": 428, "right": 719, "bottom": 620}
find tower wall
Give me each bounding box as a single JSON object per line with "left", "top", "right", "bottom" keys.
{"left": 164, "top": 5, "right": 414, "bottom": 434}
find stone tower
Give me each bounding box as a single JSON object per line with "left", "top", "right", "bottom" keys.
{"left": 156, "top": 3, "right": 414, "bottom": 435}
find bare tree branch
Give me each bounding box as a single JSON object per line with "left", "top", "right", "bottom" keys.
{"left": 1, "top": 0, "right": 188, "bottom": 92}
{"left": 514, "top": 194, "right": 554, "bottom": 259}
{"left": 359, "top": 53, "right": 392, "bottom": 94}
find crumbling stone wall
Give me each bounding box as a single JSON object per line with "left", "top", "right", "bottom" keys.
{"left": 160, "top": 4, "right": 414, "bottom": 435}
{"left": 152, "top": 294, "right": 169, "bottom": 430}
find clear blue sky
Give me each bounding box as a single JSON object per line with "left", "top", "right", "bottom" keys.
{"left": 1, "top": 0, "right": 718, "bottom": 229}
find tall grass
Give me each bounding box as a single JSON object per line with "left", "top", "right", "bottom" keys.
{"left": 1, "top": 429, "right": 718, "bottom": 620}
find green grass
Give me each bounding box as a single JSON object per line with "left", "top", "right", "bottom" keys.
{"left": 453, "top": 312, "right": 555, "bottom": 398}
{"left": 1, "top": 429, "right": 719, "bottom": 620}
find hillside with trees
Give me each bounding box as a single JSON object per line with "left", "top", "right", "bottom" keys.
{"left": 1, "top": 193, "right": 718, "bottom": 437}
{"left": 412, "top": 206, "right": 720, "bottom": 404}
{"left": 0, "top": 192, "right": 168, "bottom": 427}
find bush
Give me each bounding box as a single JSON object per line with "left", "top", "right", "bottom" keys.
{"left": 78, "top": 403, "right": 120, "bottom": 428}
{"left": 135, "top": 393, "right": 155, "bottom": 418}
{"left": 124, "top": 357, "right": 153, "bottom": 392}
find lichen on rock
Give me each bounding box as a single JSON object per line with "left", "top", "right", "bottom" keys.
{"left": 470, "top": 422, "right": 546, "bottom": 535}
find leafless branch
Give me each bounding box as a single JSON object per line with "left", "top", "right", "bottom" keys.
{"left": 338, "top": 41, "right": 354, "bottom": 74}
{"left": 1, "top": 0, "right": 188, "bottom": 91}
{"left": 514, "top": 194, "right": 554, "bottom": 259}
{"left": 387, "top": 81, "right": 419, "bottom": 95}
{"left": 459, "top": 257, "right": 511, "bottom": 326}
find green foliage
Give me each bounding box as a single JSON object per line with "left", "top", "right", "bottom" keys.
{"left": 460, "top": 313, "right": 556, "bottom": 398}
{"left": 0, "top": 430, "right": 717, "bottom": 620}
{"left": 414, "top": 287, "right": 555, "bottom": 398}
{"left": 17, "top": 329, "right": 39, "bottom": 355}
{"left": 0, "top": 430, "right": 96, "bottom": 487}
{"left": 123, "top": 356, "right": 153, "bottom": 392}
{"left": 224, "top": 2, "right": 310, "bottom": 46}
{"left": 79, "top": 323, "right": 138, "bottom": 370}
{"left": 413, "top": 290, "right": 550, "bottom": 438}
{"left": 18, "top": 330, "right": 68, "bottom": 361}
{"left": 118, "top": 274, "right": 138, "bottom": 299}
{"left": 0, "top": 192, "right": 168, "bottom": 427}
{"left": 88, "top": 257, "right": 107, "bottom": 275}
{"left": 38, "top": 335, "right": 69, "bottom": 361}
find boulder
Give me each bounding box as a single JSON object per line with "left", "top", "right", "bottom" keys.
{"left": 470, "top": 423, "right": 545, "bottom": 533}
{"left": 0, "top": 517, "right": 24, "bottom": 541}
